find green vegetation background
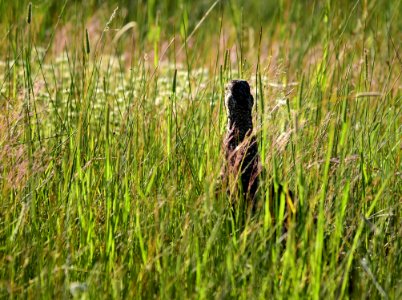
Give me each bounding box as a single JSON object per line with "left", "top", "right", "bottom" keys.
{"left": 0, "top": 0, "right": 401, "bottom": 298}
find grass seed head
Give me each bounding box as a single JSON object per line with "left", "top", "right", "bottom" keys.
{"left": 27, "top": 2, "right": 32, "bottom": 24}
{"left": 85, "top": 28, "right": 90, "bottom": 54}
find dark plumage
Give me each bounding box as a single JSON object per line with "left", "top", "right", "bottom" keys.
{"left": 221, "top": 79, "right": 295, "bottom": 221}
{"left": 222, "top": 80, "right": 261, "bottom": 209}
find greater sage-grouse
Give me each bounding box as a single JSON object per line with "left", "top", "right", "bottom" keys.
{"left": 221, "top": 79, "right": 295, "bottom": 220}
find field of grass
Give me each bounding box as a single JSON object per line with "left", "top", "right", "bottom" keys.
{"left": 0, "top": 0, "right": 401, "bottom": 298}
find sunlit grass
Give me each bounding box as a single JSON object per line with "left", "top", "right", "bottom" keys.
{"left": 0, "top": 0, "right": 401, "bottom": 298}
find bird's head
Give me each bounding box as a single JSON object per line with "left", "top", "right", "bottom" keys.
{"left": 225, "top": 80, "right": 254, "bottom": 117}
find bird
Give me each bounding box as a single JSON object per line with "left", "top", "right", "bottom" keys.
{"left": 220, "top": 79, "right": 295, "bottom": 224}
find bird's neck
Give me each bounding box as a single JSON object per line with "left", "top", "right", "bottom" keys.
{"left": 227, "top": 114, "right": 253, "bottom": 149}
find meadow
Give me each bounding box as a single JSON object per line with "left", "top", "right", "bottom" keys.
{"left": 0, "top": 0, "right": 401, "bottom": 298}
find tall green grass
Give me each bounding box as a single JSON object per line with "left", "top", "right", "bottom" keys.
{"left": 0, "top": 0, "right": 401, "bottom": 298}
